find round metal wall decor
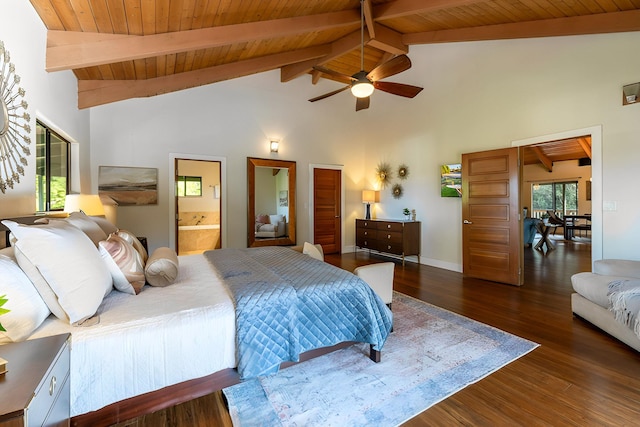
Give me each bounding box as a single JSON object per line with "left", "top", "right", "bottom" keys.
{"left": 376, "top": 162, "right": 393, "bottom": 188}
{"left": 391, "top": 183, "right": 403, "bottom": 199}
{"left": 0, "top": 40, "right": 31, "bottom": 194}
{"left": 397, "top": 164, "right": 409, "bottom": 180}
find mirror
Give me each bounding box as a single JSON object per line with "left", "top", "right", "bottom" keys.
{"left": 247, "top": 157, "right": 296, "bottom": 247}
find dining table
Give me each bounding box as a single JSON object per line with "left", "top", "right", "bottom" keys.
{"left": 563, "top": 214, "right": 591, "bottom": 239}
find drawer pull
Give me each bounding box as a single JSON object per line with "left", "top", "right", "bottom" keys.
{"left": 387, "top": 245, "right": 392, "bottom": 250}
{"left": 387, "top": 234, "right": 391, "bottom": 239}
{"left": 387, "top": 224, "right": 391, "bottom": 229}
{"left": 364, "top": 231, "right": 368, "bottom": 235}
{"left": 49, "top": 375, "right": 57, "bottom": 396}
{"left": 364, "top": 222, "right": 368, "bottom": 227}
{"left": 364, "top": 241, "right": 367, "bottom": 245}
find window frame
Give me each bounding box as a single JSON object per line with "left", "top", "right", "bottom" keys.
{"left": 176, "top": 175, "right": 202, "bottom": 197}
{"left": 36, "top": 120, "right": 71, "bottom": 212}
{"left": 531, "top": 180, "right": 578, "bottom": 217}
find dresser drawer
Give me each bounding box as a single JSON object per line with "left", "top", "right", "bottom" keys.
{"left": 356, "top": 234, "right": 376, "bottom": 249}
{"left": 377, "top": 241, "right": 403, "bottom": 255}
{"left": 376, "top": 221, "right": 404, "bottom": 232}
{"left": 26, "top": 338, "right": 70, "bottom": 427}
{"left": 356, "top": 219, "right": 377, "bottom": 230}
{"left": 376, "top": 230, "right": 403, "bottom": 245}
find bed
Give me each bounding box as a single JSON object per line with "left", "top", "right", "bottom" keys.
{"left": 0, "top": 215, "right": 392, "bottom": 426}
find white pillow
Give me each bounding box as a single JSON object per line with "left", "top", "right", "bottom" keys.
{"left": 145, "top": 247, "right": 179, "bottom": 287}
{"left": 64, "top": 211, "right": 108, "bottom": 246}
{"left": 0, "top": 255, "right": 51, "bottom": 344}
{"left": 99, "top": 234, "right": 145, "bottom": 294}
{"left": 303, "top": 242, "right": 324, "bottom": 261}
{"left": 1, "top": 220, "right": 112, "bottom": 325}
{"left": 89, "top": 215, "right": 118, "bottom": 235}
{"left": 99, "top": 245, "right": 136, "bottom": 295}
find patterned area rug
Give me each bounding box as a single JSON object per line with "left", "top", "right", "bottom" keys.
{"left": 223, "top": 292, "right": 539, "bottom": 426}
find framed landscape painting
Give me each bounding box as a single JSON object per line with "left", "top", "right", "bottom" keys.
{"left": 99, "top": 166, "right": 158, "bottom": 206}
{"left": 441, "top": 163, "right": 462, "bottom": 197}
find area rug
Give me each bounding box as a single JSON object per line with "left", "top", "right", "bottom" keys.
{"left": 223, "top": 292, "right": 539, "bottom": 427}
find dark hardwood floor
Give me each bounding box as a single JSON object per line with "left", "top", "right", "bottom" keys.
{"left": 114, "top": 235, "right": 640, "bottom": 426}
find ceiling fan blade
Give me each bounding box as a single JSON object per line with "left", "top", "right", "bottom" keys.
{"left": 312, "top": 66, "right": 355, "bottom": 84}
{"left": 373, "top": 81, "right": 423, "bottom": 98}
{"left": 355, "top": 96, "right": 370, "bottom": 111}
{"left": 308, "top": 85, "right": 351, "bottom": 102}
{"left": 366, "top": 55, "right": 412, "bottom": 82}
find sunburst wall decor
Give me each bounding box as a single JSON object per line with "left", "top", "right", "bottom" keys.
{"left": 376, "top": 162, "right": 392, "bottom": 188}
{"left": 0, "top": 40, "right": 31, "bottom": 194}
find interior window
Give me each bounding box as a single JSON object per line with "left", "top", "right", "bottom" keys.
{"left": 531, "top": 181, "right": 578, "bottom": 217}
{"left": 177, "top": 176, "right": 202, "bottom": 197}
{"left": 36, "top": 121, "right": 70, "bottom": 211}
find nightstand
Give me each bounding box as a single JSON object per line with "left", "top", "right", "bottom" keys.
{"left": 0, "top": 334, "right": 71, "bottom": 427}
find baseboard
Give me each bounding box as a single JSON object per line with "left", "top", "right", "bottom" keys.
{"left": 348, "top": 247, "right": 462, "bottom": 272}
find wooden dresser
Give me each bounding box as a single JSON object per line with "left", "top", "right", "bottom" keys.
{"left": 0, "top": 334, "right": 70, "bottom": 427}
{"left": 356, "top": 219, "right": 421, "bottom": 265}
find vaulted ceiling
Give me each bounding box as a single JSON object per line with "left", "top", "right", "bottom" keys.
{"left": 29, "top": 0, "right": 640, "bottom": 109}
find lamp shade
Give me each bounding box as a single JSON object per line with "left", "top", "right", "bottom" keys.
{"left": 362, "top": 190, "right": 376, "bottom": 204}
{"left": 64, "top": 194, "right": 106, "bottom": 216}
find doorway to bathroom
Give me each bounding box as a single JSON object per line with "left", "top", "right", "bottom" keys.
{"left": 175, "top": 158, "right": 222, "bottom": 255}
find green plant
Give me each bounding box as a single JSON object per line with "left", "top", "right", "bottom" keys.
{"left": 0, "top": 295, "right": 9, "bottom": 332}
{"left": 403, "top": 208, "right": 410, "bottom": 216}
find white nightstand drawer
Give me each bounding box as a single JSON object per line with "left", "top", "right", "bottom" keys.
{"left": 25, "top": 338, "right": 70, "bottom": 427}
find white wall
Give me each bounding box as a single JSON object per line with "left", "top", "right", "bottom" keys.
{"left": 6, "top": 2, "right": 635, "bottom": 269}
{"left": 0, "top": 1, "right": 90, "bottom": 217}
{"left": 90, "top": 32, "right": 640, "bottom": 264}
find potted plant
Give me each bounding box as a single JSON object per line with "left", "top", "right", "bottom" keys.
{"left": 541, "top": 212, "right": 550, "bottom": 224}
{"left": 403, "top": 208, "right": 411, "bottom": 220}
{"left": 0, "top": 295, "right": 8, "bottom": 332}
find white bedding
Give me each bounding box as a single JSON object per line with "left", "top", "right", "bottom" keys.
{"left": 29, "top": 254, "right": 236, "bottom": 417}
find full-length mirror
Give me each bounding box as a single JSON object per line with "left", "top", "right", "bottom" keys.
{"left": 247, "top": 157, "right": 296, "bottom": 247}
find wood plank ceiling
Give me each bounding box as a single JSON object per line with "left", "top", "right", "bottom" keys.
{"left": 28, "top": 0, "right": 640, "bottom": 110}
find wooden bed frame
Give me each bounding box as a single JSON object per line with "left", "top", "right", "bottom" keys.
{"left": 1, "top": 215, "right": 384, "bottom": 426}
{"left": 71, "top": 342, "right": 360, "bottom": 426}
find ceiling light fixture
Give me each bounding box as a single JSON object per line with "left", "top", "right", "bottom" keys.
{"left": 351, "top": 71, "right": 374, "bottom": 98}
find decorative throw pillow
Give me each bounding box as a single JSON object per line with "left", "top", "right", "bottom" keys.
{"left": 0, "top": 254, "right": 51, "bottom": 344}
{"left": 256, "top": 214, "right": 270, "bottom": 224}
{"left": 99, "top": 234, "right": 146, "bottom": 294}
{"left": 303, "top": 241, "right": 324, "bottom": 261}
{"left": 145, "top": 247, "right": 179, "bottom": 287}
{"left": 116, "top": 229, "right": 148, "bottom": 264}
{"left": 63, "top": 211, "right": 108, "bottom": 247}
{"left": 1, "top": 220, "right": 112, "bottom": 325}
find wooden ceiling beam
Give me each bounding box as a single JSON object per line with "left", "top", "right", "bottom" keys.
{"left": 46, "top": 9, "right": 360, "bottom": 72}
{"left": 280, "top": 30, "right": 366, "bottom": 82}
{"left": 363, "top": 0, "right": 375, "bottom": 40}
{"left": 578, "top": 137, "right": 592, "bottom": 159}
{"left": 77, "top": 45, "right": 330, "bottom": 108}
{"left": 374, "top": 0, "right": 484, "bottom": 20}
{"left": 531, "top": 146, "right": 553, "bottom": 172}
{"left": 368, "top": 23, "right": 408, "bottom": 55}
{"left": 403, "top": 10, "right": 640, "bottom": 45}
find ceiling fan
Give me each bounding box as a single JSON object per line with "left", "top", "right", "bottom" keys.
{"left": 308, "top": 0, "right": 423, "bottom": 111}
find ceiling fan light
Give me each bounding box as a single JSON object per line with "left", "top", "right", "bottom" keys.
{"left": 351, "top": 80, "right": 374, "bottom": 98}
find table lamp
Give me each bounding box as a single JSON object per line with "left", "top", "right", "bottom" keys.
{"left": 362, "top": 190, "right": 379, "bottom": 220}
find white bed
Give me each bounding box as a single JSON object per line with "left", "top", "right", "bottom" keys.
{"left": 0, "top": 215, "right": 392, "bottom": 426}
{"left": 28, "top": 254, "right": 236, "bottom": 417}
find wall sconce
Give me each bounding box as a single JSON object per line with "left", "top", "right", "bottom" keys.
{"left": 623, "top": 82, "right": 639, "bottom": 105}
{"left": 270, "top": 139, "right": 280, "bottom": 153}
{"left": 362, "top": 190, "right": 380, "bottom": 220}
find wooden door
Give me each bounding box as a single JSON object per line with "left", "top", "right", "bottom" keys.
{"left": 462, "top": 147, "right": 522, "bottom": 286}
{"left": 313, "top": 168, "right": 341, "bottom": 254}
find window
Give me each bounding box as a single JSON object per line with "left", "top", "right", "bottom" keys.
{"left": 177, "top": 176, "right": 202, "bottom": 197}
{"left": 36, "top": 121, "right": 70, "bottom": 211}
{"left": 531, "top": 181, "right": 578, "bottom": 217}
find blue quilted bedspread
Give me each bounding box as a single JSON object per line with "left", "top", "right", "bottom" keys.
{"left": 204, "top": 247, "right": 392, "bottom": 379}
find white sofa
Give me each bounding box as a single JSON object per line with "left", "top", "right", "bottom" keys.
{"left": 255, "top": 214, "right": 286, "bottom": 238}
{"left": 571, "top": 259, "right": 640, "bottom": 352}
